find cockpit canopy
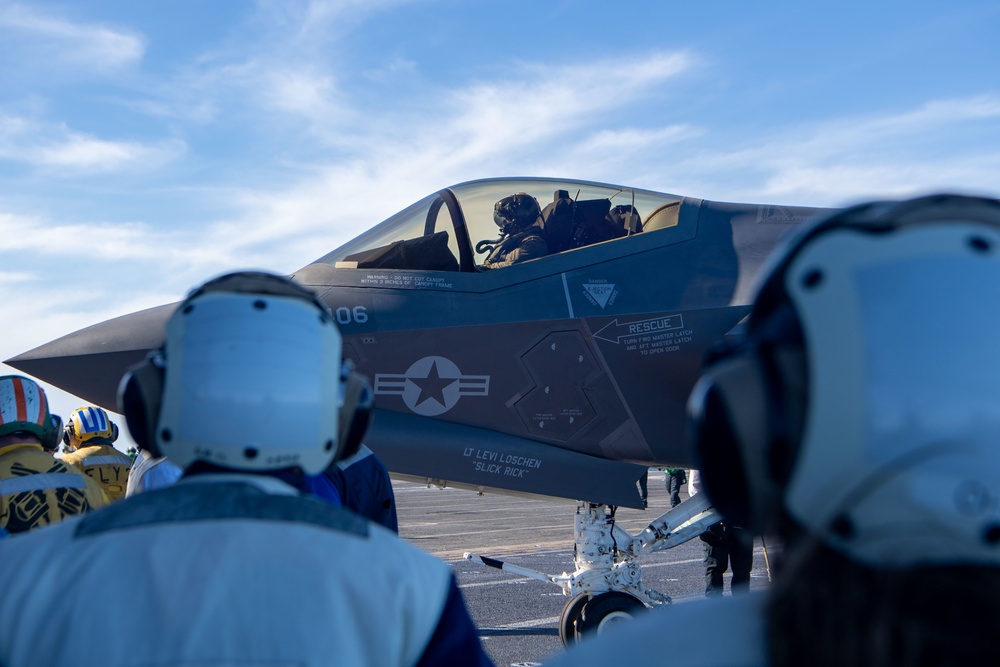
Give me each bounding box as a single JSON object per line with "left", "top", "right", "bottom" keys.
{"left": 314, "top": 177, "right": 682, "bottom": 272}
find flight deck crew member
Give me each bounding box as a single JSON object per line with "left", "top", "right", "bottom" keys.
{"left": 0, "top": 271, "right": 493, "bottom": 667}
{"left": 545, "top": 194, "right": 1000, "bottom": 667}
{"left": 61, "top": 406, "right": 132, "bottom": 501}
{"left": 0, "top": 376, "right": 108, "bottom": 534}
{"left": 699, "top": 520, "right": 753, "bottom": 596}
{"left": 125, "top": 446, "right": 181, "bottom": 496}
{"left": 324, "top": 443, "right": 398, "bottom": 532}
{"left": 664, "top": 467, "right": 686, "bottom": 508}
{"left": 689, "top": 469, "right": 753, "bottom": 596}
{"left": 482, "top": 192, "right": 548, "bottom": 269}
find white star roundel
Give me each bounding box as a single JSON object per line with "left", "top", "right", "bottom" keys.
{"left": 374, "top": 356, "right": 490, "bottom": 416}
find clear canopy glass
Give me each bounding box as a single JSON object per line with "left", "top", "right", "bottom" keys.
{"left": 313, "top": 177, "right": 682, "bottom": 271}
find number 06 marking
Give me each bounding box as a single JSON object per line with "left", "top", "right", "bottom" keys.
{"left": 334, "top": 306, "right": 368, "bottom": 324}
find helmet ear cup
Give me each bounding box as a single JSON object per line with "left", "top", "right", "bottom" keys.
{"left": 690, "top": 352, "right": 775, "bottom": 532}
{"left": 41, "top": 414, "right": 63, "bottom": 452}
{"left": 118, "top": 353, "right": 165, "bottom": 456}
{"left": 337, "top": 370, "right": 373, "bottom": 463}
{"left": 110, "top": 422, "right": 119, "bottom": 443}
{"left": 62, "top": 421, "right": 73, "bottom": 447}
{"left": 691, "top": 337, "right": 809, "bottom": 534}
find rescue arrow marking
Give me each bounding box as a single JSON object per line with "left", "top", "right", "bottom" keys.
{"left": 593, "top": 314, "right": 684, "bottom": 344}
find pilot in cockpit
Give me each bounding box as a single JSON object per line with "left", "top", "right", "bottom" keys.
{"left": 481, "top": 193, "right": 548, "bottom": 269}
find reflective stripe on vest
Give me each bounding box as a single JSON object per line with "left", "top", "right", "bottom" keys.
{"left": 0, "top": 473, "right": 87, "bottom": 495}
{"left": 81, "top": 455, "right": 133, "bottom": 467}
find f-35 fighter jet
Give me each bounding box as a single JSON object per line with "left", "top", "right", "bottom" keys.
{"left": 8, "top": 177, "right": 828, "bottom": 640}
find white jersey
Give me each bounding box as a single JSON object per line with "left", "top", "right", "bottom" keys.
{"left": 125, "top": 448, "right": 182, "bottom": 496}
{"left": 544, "top": 592, "right": 767, "bottom": 667}
{"left": 0, "top": 474, "right": 482, "bottom": 667}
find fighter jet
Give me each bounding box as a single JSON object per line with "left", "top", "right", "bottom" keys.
{"left": 7, "top": 176, "right": 828, "bottom": 641}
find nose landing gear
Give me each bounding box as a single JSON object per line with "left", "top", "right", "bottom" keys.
{"left": 465, "top": 493, "right": 720, "bottom": 646}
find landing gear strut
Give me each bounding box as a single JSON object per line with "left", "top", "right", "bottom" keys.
{"left": 464, "top": 493, "right": 720, "bottom": 645}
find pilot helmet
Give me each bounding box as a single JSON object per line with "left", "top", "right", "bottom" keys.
{"left": 118, "top": 271, "right": 371, "bottom": 475}
{"left": 690, "top": 194, "right": 1000, "bottom": 568}
{"left": 63, "top": 406, "right": 118, "bottom": 449}
{"left": 0, "top": 375, "right": 53, "bottom": 442}
{"left": 494, "top": 193, "right": 542, "bottom": 234}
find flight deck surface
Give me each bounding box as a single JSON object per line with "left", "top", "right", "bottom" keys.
{"left": 396, "top": 470, "right": 771, "bottom": 667}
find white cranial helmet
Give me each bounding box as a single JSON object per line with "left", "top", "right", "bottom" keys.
{"left": 129, "top": 272, "right": 346, "bottom": 475}
{"left": 691, "top": 194, "right": 1000, "bottom": 568}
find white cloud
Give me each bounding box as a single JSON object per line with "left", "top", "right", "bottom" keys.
{"left": 0, "top": 270, "right": 36, "bottom": 285}
{"left": 439, "top": 52, "right": 695, "bottom": 162}
{"left": 0, "top": 213, "right": 163, "bottom": 257}
{"left": 0, "top": 112, "right": 185, "bottom": 171}
{"left": 0, "top": 3, "right": 144, "bottom": 72}
{"left": 633, "top": 94, "right": 1000, "bottom": 206}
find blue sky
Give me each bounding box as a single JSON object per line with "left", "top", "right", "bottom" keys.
{"left": 2, "top": 0, "right": 999, "bottom": 446}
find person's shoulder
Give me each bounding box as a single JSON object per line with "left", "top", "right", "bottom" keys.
{"left": 523, "top": 227, "right": 547, "bottom": 244}
{"left": 0, "top": 443, "right": 43, "bottom": 466}
{"left": 60, "top": 447, "right": 90, "bottom": 465}
{"left": 0, "top": 512, "right": 82, "bottom": 559}
{"left": 545, "top": 593, "right": 768, "bottom": 667}
{"left": 50, "top": 454, "right": 87, "bottom": 475}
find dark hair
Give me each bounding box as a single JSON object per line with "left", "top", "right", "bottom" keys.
{"left": 766, "top": 538, "right": 1000, "bottom": 667}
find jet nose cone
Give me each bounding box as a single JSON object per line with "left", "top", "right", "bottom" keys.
{"left": 5, "top": 302, "right": 178, "bottom": 410}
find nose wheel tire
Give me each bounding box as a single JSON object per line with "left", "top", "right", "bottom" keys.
{"left": 559, "top": 594, "right": 590, "bottom": 645}
{"left": 560, "top": 592, "right": 647, "bottom": 645}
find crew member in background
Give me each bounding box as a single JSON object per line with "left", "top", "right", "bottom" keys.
{"left": 61, "top": 406, "right": 132, "bottom": 501}
{"left": 664, "top": 467, "right": 687, "bottom": 508}
{"left": 689, "top": 468, "right": 754, "bottom": 596}
{"left": 125, "top": 446, "right": 182, "bottom": 496}
{"left": 324, "top": 443, "right": 398, "bottom": 532}
{"left": 0, "top": 271, "right": 493, "bottom": 667}
{"left": 0, "top": 376, "right": 107, "bottom": 534}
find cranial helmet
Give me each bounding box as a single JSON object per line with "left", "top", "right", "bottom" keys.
{"left": 494, "top": 193, "right": 542, "bottom": 235}
{"left": 118, "top": 271, "right": 372, "bottom": 475}
{"left": 63, "top": 406, "right": 119, "bottom": 449}
{"left": 689, "top": 194, "right": 1000, "bottom": 567}
{"left": 0, "top": 375, "right": 53, "bottom": 441}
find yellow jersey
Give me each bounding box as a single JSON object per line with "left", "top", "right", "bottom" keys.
{"left": 62, "top": 443, "right": 133, "bottom": 502}
{"left": 0, "top": 442, "right": 108, "bottom": 534}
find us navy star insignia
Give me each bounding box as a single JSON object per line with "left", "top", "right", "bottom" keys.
{"left": 374, "top": 356, "right": 490, "bottom": 416}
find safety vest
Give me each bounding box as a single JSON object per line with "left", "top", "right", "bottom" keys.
{"left": 0, "top": 442, "right": 108, "bottom": 534}
{"left": 0, "top": 475, "right": 491, "bottom": 667}
{"left": 62, "top": 443, "right": 132, "bottom": 501}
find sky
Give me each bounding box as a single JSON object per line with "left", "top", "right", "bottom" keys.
{"left": 1, "top": 0, "right": 998, "bottom": 450}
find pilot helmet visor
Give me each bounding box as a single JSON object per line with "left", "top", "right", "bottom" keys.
{"left": 783, "top": 217, "right": 1000, "bottom": 567}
